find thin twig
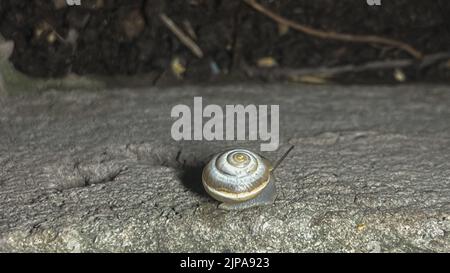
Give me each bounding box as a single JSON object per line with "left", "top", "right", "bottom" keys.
{"left": 245, "top": 52, "right": 450, "bottom": 79}
{"left": 43, "top": 20, "right": 65, "bottom": 42}
{"left": 245, "top": 59, "right": 412, "bottom": 79}
{"left": 159, "top": 13, "right": 204, "bottom": 58}
{"left": 244, "top": 0, "right": 423, "bottom": 59}
{"left": 182, "top": 20, "right": 197, "bottom": 40}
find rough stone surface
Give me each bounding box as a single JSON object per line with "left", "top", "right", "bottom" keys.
{"left": 0, "top": 84, "right": 449, "bottom": 252}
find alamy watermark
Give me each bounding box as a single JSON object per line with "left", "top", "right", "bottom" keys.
{"left": 367, "top": 0, "right": 381, "bottom": 6}
{"left": 171, "top": 97, "right": 279, "bottom": 151}
{"left": 66, "top": 0, "right": 81, "bottom": 6}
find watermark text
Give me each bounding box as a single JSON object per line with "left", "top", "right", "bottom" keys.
{"left": 171, "top": 97, "right": 279, "bottom": 151}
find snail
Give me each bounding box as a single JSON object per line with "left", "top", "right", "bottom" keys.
{"left": 202, "top": 146, "right": 293, "bottom": 210}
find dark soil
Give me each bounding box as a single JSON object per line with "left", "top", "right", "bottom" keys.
{"left": 0, "top": 0, "right": 449, "bottom": 84}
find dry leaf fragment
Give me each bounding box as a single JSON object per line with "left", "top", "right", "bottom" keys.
{"left": 171, "top": 57, "right": 186, "bottom": 79}
{"left": 257, "top": 57, "right": 278, "bottom": 68}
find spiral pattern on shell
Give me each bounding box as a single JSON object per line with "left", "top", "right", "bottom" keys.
{"left": 202, "top": 149, "right": 272, "bottom": 203}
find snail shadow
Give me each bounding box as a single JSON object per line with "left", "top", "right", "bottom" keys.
{"left": 177, "top": 163, "right": 209, "bottom": 197}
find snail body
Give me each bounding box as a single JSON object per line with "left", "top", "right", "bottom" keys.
{"left": 202, "top": 148, "right": 277, "bottom": 210}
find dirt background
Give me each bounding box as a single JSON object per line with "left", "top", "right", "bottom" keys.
{"left": 0, "top": 0, "right": 449, "bottom": 84}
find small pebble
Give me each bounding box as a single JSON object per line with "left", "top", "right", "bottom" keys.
{"left": 394, "top": 68, "right": 406, "bottom": 82}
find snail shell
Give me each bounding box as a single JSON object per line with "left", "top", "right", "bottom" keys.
{"left": 202, "top": 149, "right": 277, "bottom": 210}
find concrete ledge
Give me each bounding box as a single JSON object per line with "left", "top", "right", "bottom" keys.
{"left": 0, "top": 84, "right": 449, "bottom": 252}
